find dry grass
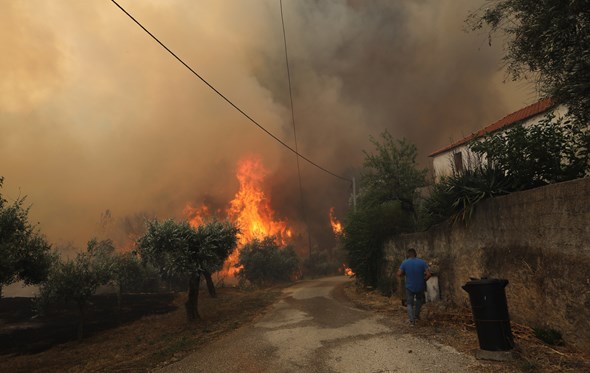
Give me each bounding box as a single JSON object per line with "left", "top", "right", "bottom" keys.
{"left": 0, "top": 286, "right": 283, "bottom": 373}
{"left": 343, "top": 283, "right": 590, "bottom": 373}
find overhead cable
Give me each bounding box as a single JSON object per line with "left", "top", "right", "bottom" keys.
{"left": 280, "top": 0, "right": 313, "bottom": 257}
{"left": 110, "top": 0, "right": 351, "bottom": 183}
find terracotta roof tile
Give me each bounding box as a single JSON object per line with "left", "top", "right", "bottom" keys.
{"left": 428, "top": 97, "right": 554, "bottom": 157}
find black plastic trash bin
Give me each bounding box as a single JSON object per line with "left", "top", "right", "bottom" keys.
{"left": 462, "top": 278, "right": 514, "bottom": 351}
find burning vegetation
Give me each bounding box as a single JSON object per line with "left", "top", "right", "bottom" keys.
{"left": 184, "top": 156, "right": 293, "bottom": 276}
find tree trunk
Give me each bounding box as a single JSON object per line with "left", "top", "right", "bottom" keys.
{"left": 204, "top": 271, "right": 216, "bottom": 298}
{"left": 185, "top": 272, "right": 200, "bottom": 321}
{"left": 116, "top": 284, "right": 122, "bottom": 324}
{"left": 77, "top": 301, "right": 86, "bottom": 341}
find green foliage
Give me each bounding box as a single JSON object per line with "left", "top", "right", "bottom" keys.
{"left": 423, "top": 165, "right": 511, "bottom": 226}
{"left": 360, "top": 131, "right": 428, "bottom": 212}
{"left": 470, "top": 114, "right": 590, "bottom": 190}
{"left": 467, "top": 0, "right": 590, "bottom": 123}
{"left": 36, "top": 245, "right": 113, "bottom": 339}
{"left": 194, "top": 221, "right": 241, "bottom": 274}
{"left": 343, "top": 132, "right": 427, "bottom": 287}
{"left": 137, "top": 219, "right": 239, "bottom": 278}
{"left": 87, "top": 238, "right": 150, "bottom": 293}
{"left": 343, "top": 200, "right": 408, "bottom": 287}
{"left": 0, "top": 177, "right": 55, "bottom": 296}
{"left": 38, "top": 253, "right": 103, "bottom": 308}
{"left": 425, "top": 114, "right": 590, "bottom": 226}
{"left": 237, "top": 236, "right": 300, "bottom": 286}
{"left": 137, "top": 219, "right": 239, "bottom": 320}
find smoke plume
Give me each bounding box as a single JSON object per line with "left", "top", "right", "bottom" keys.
{"left": 1, "top": 0, "right": 536, "bottom": 265}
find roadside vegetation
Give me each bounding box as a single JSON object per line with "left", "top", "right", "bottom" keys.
{"left": 236, "top": 236, "right": 300, "bottom": 286}
{"left": 0, "top": 177, "right": 56, "bottom": 299}
{"left": 424, "top": 115, "right": 590, "bottom": 226}
{"left": 342, "top": 131, "right": 427, "bottom": 290}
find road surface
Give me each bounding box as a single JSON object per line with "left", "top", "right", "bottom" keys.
{"left": 158, "top": 276, "right": 480, "bottom": 372}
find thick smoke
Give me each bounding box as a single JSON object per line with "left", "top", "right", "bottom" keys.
{"left": 1, "top": 0, "right": 535, "bottom": 265}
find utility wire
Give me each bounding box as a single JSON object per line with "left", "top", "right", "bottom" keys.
{"left": 110, "top": 0, "right": 351, "bottom": 183}
{"left": 280, "top": 0, "right": 313, "bottom": 257}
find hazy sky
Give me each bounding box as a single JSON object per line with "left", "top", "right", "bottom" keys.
{"left": 1, "top": 0, "right": 537, "bottom": 253}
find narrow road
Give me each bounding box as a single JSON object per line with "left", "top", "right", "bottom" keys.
{"left": 158, "top": 276, "right": 479, "bottom": 372}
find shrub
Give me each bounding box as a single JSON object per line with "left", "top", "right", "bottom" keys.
{"left": 423, "top": 165, "right": 511, "bottom": 226}
{"left": 237, "top": 236, "right": 300, "bottom": 286}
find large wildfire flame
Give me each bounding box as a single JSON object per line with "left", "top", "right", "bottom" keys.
{"left": 227, "top": 157, "right": 291, "bottom": 245}
{"left": 185, "top": 156, "right": 291, "bottom": 276}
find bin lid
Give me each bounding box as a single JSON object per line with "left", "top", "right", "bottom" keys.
{"left": 462, "top": 278, "right": 508, "bottom": 290}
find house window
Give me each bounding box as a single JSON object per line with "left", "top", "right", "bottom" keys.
{"left": 453, "top": 152, "right": 463, "bottom": 173}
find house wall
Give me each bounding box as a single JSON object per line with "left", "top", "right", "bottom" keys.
{"left": 384, "top": 176, "right": 590, "bottom": 348}
{"left": 430, "top": 105, "right": 569, "bottom": 181}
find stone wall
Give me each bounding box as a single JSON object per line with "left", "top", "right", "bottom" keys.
{"left": 385, "top": 177, "right": 590, "bottom": 348}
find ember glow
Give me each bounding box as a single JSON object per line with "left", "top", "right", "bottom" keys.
{"left": 329, "top": 207, "right": 343, "bottom": 236}
{"left": 339, "top": 263, "right": 354, "bottom": 277}
{"left": 185, "top": 155, "right": 292, "bottom": 275}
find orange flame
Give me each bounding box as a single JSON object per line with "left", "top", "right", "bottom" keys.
{"left": 184, "top": 203, "right": 210, "bottom": 228}
{"left": 228, "top": 157, "right": 290, "bottom": 246}
{"left": 185, "top": 155, "right": 291, "bottom": 276}
{"left": 329, "top": 207, "right": 343, "bottom": 236}
{"left": 338, "top": 263, "right": 354, "bottom": 277}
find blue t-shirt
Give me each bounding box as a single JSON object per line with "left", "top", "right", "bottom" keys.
{"left": 399, "top": 257, "right": 429, "bottom": 293}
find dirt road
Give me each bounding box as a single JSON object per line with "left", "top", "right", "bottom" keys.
{"left": 158, "top": 276, "right": 480, "bottom": 372}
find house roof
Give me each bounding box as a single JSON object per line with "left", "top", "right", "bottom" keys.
{"left": 428, "top": 97, "right": 554, "bottom": 157}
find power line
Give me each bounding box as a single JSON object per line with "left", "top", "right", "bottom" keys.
{"left": 280, "top": 0, "right": 313, "bottom": 257}
{"left": 109, "top": 0, "right": 351, "bottom": 183}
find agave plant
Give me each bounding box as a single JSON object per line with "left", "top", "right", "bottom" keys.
{"left": 424, "top": 165, "right": 512, "bottom": 226}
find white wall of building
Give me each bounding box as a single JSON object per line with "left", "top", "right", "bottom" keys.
{"left": 431, "top": 105, "right": 568, "bottom": 180}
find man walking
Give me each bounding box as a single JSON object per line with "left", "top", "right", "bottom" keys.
{"left": 397, "top": 249, "right": 431, "bottom": 325}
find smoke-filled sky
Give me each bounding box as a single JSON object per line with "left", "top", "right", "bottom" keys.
{"left": 1, "top": 0, "right": 537, "bottom": 253}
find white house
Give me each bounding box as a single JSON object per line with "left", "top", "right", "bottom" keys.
{"left": 428, "top": 97, "right": 568, "bottom": 180}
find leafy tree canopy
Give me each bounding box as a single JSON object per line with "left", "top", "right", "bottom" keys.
{"left": 470, "top": 114, "right": 590, "bottom": 189}
{"left": 0, "top": 177, "right": 55, "bottom": 297}
{"left": 360, "top": 131, "right": 427, "bottom": 211}
{"left": 344, "top": 133, "right": 427, "bottom": 288}
{"left": 137, "top": 219, "right": 239, "bottom": 278}
{"left": 468, "top": 0, "right": 590, "bottom": 122}
{"left": 136, "top": 219, "right": 239, "bottom": 320}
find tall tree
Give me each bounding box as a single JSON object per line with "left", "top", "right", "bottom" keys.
{"left": 344, "top": 132, "right": 427, "bottom": 288}
{"left": 360, "top": 131, "right": 427, "bottom": 214}
{"left": 137, "top": 219, "right": 238, "bottom": 320}
{"left": 0, "top": 177, "right": 55, "bottom": 298}
{"left": 468, "top": 0, "right": 590, "bottom": 122}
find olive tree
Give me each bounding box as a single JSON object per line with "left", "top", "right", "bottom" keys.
{"left": 137, "top": 219, "right": 238, "bottom": 320}
{"left": 468, "top": 0, "right": 590, "bottom": 123}
{"left": 36, "top": 252, "right": 103, "bottom": 340}
{"left": 87, "top": 238, "right": 149, "bottom": 314}
{"left": 0, "top": 177, "right": 55, "bottom": 298}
